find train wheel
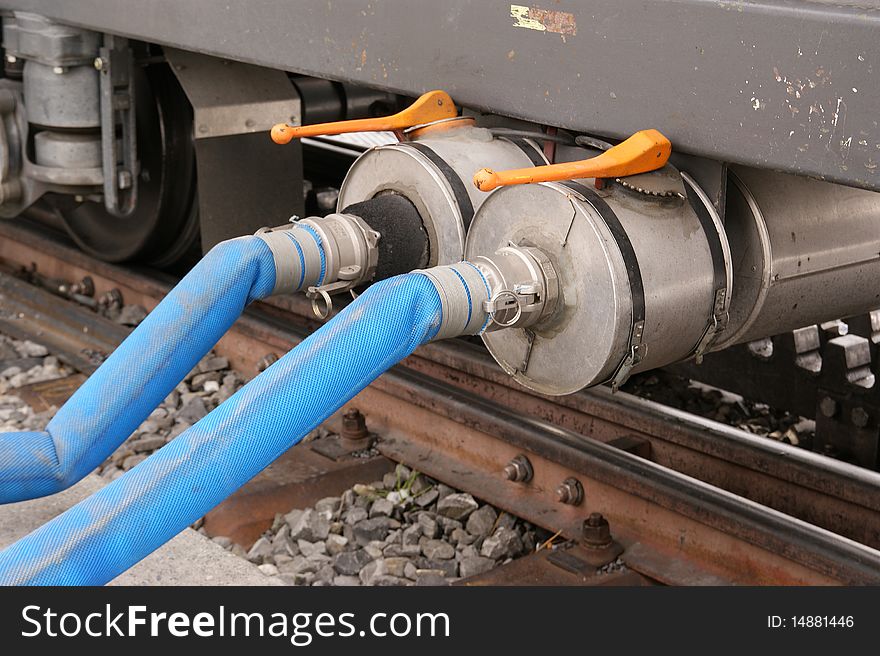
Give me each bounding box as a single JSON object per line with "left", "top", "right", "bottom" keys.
{"left": 46, "top": 63, "right": 199, "bottom": 267}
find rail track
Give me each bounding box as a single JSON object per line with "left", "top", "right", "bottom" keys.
{"left": 2, "top": 219, "right": 880, "bottom": 585}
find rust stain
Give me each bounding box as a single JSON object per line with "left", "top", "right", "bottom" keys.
{"left": 511, "top": 4, "right": 577, "bottom": 36}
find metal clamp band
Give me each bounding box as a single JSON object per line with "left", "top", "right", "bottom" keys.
{"left": 558, "top": 181, "right": 646, "bottom": 390}
{"left": 417, "top": 262, "right": 490, "bottom": 340}
{"left": 681, "top": 172, "right": 732, "bottom": 362}
{"left": 406, "top": 142, "right": 475, "bottom": 229}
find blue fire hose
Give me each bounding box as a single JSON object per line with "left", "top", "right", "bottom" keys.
{"left": 0, "top": 261, "right": 489, "bottom": 585}
{"left": 0, "top": 226, "right": 324, "bottom": 504}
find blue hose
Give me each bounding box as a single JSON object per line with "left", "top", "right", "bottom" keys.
{"left": 0, "top": 273, "right": 446, "bottom": 585}
{"left": 0, "top": 236, "right": 282, "bottom": 503}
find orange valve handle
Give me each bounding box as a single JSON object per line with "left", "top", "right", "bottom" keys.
{"left": 270, "top": 90, "right": 457, "bottom": 144}
{"left": 473, "top": 129, "right": 672, "bottom": 192}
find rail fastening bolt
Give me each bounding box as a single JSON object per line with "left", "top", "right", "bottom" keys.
{"left": 341, "top": 408, "right": 369, "bottom": 441}
{"left": 819, "top": 397, "right": 838, "bottom": 418}
{"left": 851, "top": 407, "right": 870, "bottom": 428}
{"left": 256, "top": 353, "right": 279, "bottom": 372}
{"left": 503, "top": 454, "right": 533, "bottom": 483}
{"left": 582, "top": 512, "right": 613, "bottom": 548}
{"left": 555, "top": 477, "right": 584, "bottom": 505}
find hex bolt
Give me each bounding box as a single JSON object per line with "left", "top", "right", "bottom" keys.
{"left": 851, "top": 407, "right": 870, "bottom": 428}
{"left": 341, "top": 408, "right": 369, "bottom": 441}
{"left": 503, "top": 454, "right": 533, "bottom": 483}
{"left": 52, "top": 66, "right": 65, "bottom": 75}
{"left": 94, "top": 57, "right": 107, "bottom": 71}
{"left": 819, "top": 396, "right": 838, "bottom": 418}
{"left": 581, "top": 512, "right": 613, "bottom": 548}
{"left": 555, "top": 477, "right": 584, "bottom": 505}
{"left": 6, "top": 55, "right": 16, "bottom": 64}
{"left": 70, "top": 276, "right": 95, "bottom": 298}
{"left": 98, "top": 288, "right": 123, "bottom": 309}
{"left": 256, "top": 353, "right": 279, "bottom": 372}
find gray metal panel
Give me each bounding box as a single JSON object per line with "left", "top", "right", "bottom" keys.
{"left": 3, "top": 0, "right": 879, "bottom": 190}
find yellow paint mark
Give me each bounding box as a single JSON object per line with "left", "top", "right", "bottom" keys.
{"left": 510, "top": 4, "right": 577, "bottom": 36}
{"left": 511, "top": 4, "right": 546, "bottom": 31}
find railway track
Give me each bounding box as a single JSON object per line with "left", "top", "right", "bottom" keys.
{"left": 2, "top": 220, "right": 880, "bottom": 585}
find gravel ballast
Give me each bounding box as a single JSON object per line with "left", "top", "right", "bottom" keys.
{"left": 210, "top": 463, "right": 545, "bottom": 586}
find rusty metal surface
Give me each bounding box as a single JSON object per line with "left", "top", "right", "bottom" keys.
{"left": 457, "top": 546, "right": 653, "bottom": 587}
{"left": 12, "top": 374, "right": 85, "bottom": 413}
{"left": 369, "top": 382, "right": 880, "bottom": 585}
{"left": 203, "top": 443, "right": 394, "bottom": 547}
{"left": 3, "top": 221, "right": 880, "bottom": 583}
{"left": 0, "top": 267, "right": 128, "bottom": 373}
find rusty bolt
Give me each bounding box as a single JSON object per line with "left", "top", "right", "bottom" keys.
{"left": 341, "top": 408, "right": 369, "bottom": 441}
{"left": 582, "top": 512, "right": 612, "bottom": 548}
{"left": 98, "top": 288, "right": 123, "bottom": 309}
{"left": 819, "top": 397, "right": 838, "bottom": 418}
{"left": 70, "top": 276, "right": 95, "bottom": 297}
{"left": 851, "top": 407, "right": 870, "bottom": 428}
{"left": 256, "top": 353, "right": 279, "bottom": 372}
{"left": 555, "top": 477, "right": 584, "bottom": 505}
{"left": 503, "top": 454, "right": 533, "bottom": 483}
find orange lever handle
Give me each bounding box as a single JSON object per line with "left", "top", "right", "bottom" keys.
{"left": 473, "top": 129, "right": 672, "bottom": 192}
{"left": 271, "top": 90, "right": 457, "bottom": 144}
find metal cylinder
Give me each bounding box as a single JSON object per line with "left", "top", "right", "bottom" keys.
{"left": 338, "top": 124, "right": 546, "bottom": 266}
{"left": 34, "top": 131, "right": 101, "bottom": 168}
{"left": 465, "top": 166, "right": 727, "bottom": 395}
{"left": 716, "top": 166, "right": 880, "bottom": 348}
{"left": 23, "top": 61, "right": 100, "bottom": 128}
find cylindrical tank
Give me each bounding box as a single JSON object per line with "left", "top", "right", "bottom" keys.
{"left": 338, "top": 119, "right": 546, "bottom": 266}
{"left": 716, "top": 166, "right": 880, "bottom": 348}
{"left": 466, "top": 160, "right": 880, "bottom": 396}
{"left": 465, "top": 163, "right": 728, "bottom": 395}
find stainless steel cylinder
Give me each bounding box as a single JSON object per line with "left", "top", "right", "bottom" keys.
{"left": 716, "top": 166, "right": 880, "bottom": 348}
{"left": 23, "top": 61, "right": 100, "bottom": 128}
{"left": 338, "top": 124, "right": 545, "bottom": 266}
{"left": 466, "top": 166, "right": 728, "bottom": 395}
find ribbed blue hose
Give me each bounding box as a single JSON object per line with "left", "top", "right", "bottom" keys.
{"left": 0, "top": 273, "right": 442, "bottom": 585}
{"left": 0, "top": 236, "right": 278, "bottom": 504}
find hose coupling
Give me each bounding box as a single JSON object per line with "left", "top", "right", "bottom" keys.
{"left": 256, "top": 213, "right": 379, "bottom": 316}
{"left": 472, "top": 245, "right": 558, "bottom": 333}
{"left": 299, "top": 213, "right": 380, "bottom": 319}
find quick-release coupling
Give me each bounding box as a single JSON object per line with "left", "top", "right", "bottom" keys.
{"left": 256, "top": 213, "right": 380, "bottom": 317}
{"left": 417, "top": 245, "right": 558, "bottom": 341}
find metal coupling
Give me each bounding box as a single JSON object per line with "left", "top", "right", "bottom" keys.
{"left": 417, "top": 244, "right": 558, "bottom": 341}
{"left": 256, "top": 213, "right": 379, "bottom": 313}
{"left": 300, "top": 213, "right": 380, "bottom": 319}
{"left": 471, "top": 245, "right": 559, "bottom": 333}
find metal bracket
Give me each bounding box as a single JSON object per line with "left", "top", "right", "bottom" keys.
{"left": 692, "top": 287, "right": 730, "bottom": 364}
{"left": 610, "top": 319, "right": 646, "bottom": 392}
{"left": 97, "top": 34, "right": 137, "bottom": 217}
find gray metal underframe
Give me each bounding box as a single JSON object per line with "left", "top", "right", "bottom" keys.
{"left": 2, "top": 0, "right": 879, "bottom": 190}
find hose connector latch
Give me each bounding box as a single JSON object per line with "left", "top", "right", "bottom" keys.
{"left": 473, "top": 245, "right": 558, "bottom": 333}
{"left": 300, "top": 213, "right": 380, "bottom": 318}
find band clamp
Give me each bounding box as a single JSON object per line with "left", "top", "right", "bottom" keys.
{"left": 558, "top": 181, "right": 646, "bottom": 390}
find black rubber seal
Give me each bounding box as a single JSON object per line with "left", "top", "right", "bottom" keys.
{"left": 406, "top": 142, "right": 475, "bottom": 229}
{"left": 343, "top": 194, "right": 430, "bottom": 281}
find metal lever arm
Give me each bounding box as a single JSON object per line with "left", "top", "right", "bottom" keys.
{"left": 472, "top": 129, "right": 671, "bottom": 192}
{"left": 270, "top": 90, "right": 456, "bottom": 144}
